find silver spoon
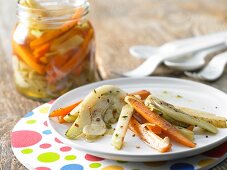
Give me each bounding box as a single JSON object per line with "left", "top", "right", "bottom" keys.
{"left": 129, "top": 30, "right": 227, "bottom": 59}
{"left": 163, "top": 45, "right": 226, "bottom": 71}
{"left": 123, "top": 38, "right": 226, "bottom": 77}
{"left": 130, "top": 45, "right": 226, "bottom": 71}
{"left": 184, "top": 51, "right": 227, "bottom": 81}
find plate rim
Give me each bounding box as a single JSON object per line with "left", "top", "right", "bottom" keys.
{"left": 47, "top": 77, "right": 227, "bottom": 161}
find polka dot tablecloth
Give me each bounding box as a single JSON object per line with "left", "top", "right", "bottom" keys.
{"left": 11, "top": 103, "right": 227, "bottom": 170}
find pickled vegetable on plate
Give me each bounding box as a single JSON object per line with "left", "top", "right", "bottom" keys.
{"left": 125, "top": 96, "right": 196, "bottom": 148}
{"left": 175, "top": 106, "right": 227, "bottom": 128}
{"left": 111, "top": 104, "right": 134, "bottom": 150}
{"left": 49, "top": 86, "right": 227, "bottom": 153}
{"left": 65, "top": 85, "right": 127, "bottom": 140}
{"left": 12, "top": 0, "right": 98, "bottom": 101}
{"left": 145, "top": 95, "right": 218, "bottom": 133}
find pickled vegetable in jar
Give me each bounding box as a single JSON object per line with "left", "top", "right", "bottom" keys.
{"left": 12, "top": 0, "right": 99, "bottom": 101}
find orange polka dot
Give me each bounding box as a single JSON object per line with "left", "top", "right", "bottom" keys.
{"left": 101, "top": 165, "right": 124, "bottom": 170}
{"left": 198, "top": 158, "right": 215, "bottom": 167}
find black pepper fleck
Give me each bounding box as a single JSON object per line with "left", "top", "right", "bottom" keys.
{"left": 176, "top": 95, "right": 182, "bottom": 98}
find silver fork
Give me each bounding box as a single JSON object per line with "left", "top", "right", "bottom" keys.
{"left": 184, "top": 51, "right": 227, "bottom": 81}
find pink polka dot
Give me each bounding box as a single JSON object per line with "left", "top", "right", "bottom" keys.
{"left": 40, "top": 143, "right": 51, "bottom": 149}
{"left": 60, "top": 146, "right": 72, "bottom": 152}
{"left": 85, "top": 154, "right": 105, "bottom": 161}
{"left": 48, "top": 100, "right": 55, "bottom": 104}
{"left": 35, "top": 167, "right": 51, "bottom": 170}
{"left": 11, "top": 130, "right": 42, "bottom": 148}
{"left": 203, "top": 142, "right": 227, "bottom": 158}
{"left": 43, "top": 121, "right": 48, "bottom": 127}
{"left": 55, "top": 137, "right": 63, "bottom": 144}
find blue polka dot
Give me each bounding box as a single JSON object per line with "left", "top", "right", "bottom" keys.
{"left": 170, "top": 163, "right": 194, "bottom": 170}
{"left": 60, "top": 164, "right": 83, "bottom": 170}
{"left": 42, "top": 130, "right": 52, "bottom": 135}
{"left": 23, "top": 111, "right": 34, "bottom": 118}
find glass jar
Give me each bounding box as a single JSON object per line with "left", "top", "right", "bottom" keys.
{"left": 12, "top": 0, "right": 98, "bottom": 101}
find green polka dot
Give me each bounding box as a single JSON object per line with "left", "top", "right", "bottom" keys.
{"left": 39, "top": 106, "right": 50, "bottom": 114}
{"left": 21, "top": 148, "right": 33, "bottom": 154}
{"left": 37, "top": 152, "right": 60, "bottom": 163}
{"left": 26, "top": 119, "right": 36, "bottom": 124}
{"left": 89, "top": 163, "right": 102, "bottom": 168}
{"left": 65, "top": 155, "right": 77, "bottom": 160}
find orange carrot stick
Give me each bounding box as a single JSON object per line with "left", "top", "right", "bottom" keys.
{"left": 30, "top": 8, "right": 84, "bottom": 48}
{"left": 133, "top": 112, "right": 162, "bottom": 135}
{"left": 12, "top": 41, "right": 46, "bottom": 74}
{"left": 58, "top": 116, "right": 67, "bottom": 124}
{"left": 71, "top": 57, "right": 86, "bottom": 76}
{"left": 58, "top": 29, "right": 93, "bottom": 73}
{"left": 46, "top": 52, "right": 73, "bottom": 84}
{"left": 49, "top": 29, "right": 93, "bottom": 82}
{"left": 127, "top": 98, "right": 196, "bottom": 148}
{"left": 49, "top": 100, "right": 82, "bottom": 117}
{"left": 33, "top": 43, "right": 50, "bottom": 58}
{"left": 129, "top": 90, "right": 151, "bottom": 100}
{"left": 187, "top": 125, "right": 194, "bottom": 131}
{"left": 129, "top": 116, "right": 172, "bottom": 152}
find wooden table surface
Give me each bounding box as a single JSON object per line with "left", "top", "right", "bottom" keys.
{"left": 0, "top": 0, "right": 226, "bottom": 169}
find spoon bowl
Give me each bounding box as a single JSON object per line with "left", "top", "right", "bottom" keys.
{"left": 164, "top": 45, "right": 226, "bottom": 71}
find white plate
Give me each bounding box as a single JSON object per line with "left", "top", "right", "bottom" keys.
{"left": 48, "top": 77, "right": 227, "bottom": 162}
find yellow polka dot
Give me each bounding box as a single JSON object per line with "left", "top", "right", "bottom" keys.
{"left": 39, "top": 106, "right": 50, "bottom": 114}
{"left": 198, "top": 158, "right": 214, "bottom": 167}
{"left": 101, "top": 165, "right": 124, "bottom": 170}
{"left": 144, "top": 161, "right": 166, "bottom": 167}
